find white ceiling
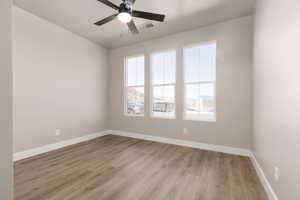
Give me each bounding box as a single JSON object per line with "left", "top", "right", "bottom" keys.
{"left": 14, "top": 0, "right": 255, "bottom": 49}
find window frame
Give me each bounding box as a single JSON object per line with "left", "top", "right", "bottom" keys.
{"left": 150, "top": 49, "right": 177, "bottom": 119}
{"left": 183, "top": 41, "right": 217, "bottom": 122}
{"left": 123, "top": 54, "right": 145, "bottom": 117}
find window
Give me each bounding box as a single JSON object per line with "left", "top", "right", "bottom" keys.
{"left": 150, "top": 50, "right": 176, "bottom": 118}
{"left": 184, "top": 43, "right": 216, "bottom": 121}
{"left": 124, "top": 55, "right": 145, "bottom": 116}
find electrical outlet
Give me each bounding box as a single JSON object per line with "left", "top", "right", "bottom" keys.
{"left": 274, "top": 167, "right": 280, "bottom": 181}
{"left": 55, "top": 129, "right": 61, "bottom": 136}
{"left": 183, "top": 128, "right": 188, "bottom": 135}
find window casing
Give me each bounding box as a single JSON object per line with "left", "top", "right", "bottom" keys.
{"left": 124, "top": 55, "right": 145, "bottom": 117}
{"left": 150, "top": 50, "right": 176, "bottom": 119}
{"left": 183, "top": 43, "right": 216, "bottom": 121}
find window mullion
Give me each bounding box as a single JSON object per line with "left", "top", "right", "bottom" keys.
{"left": 126, "top": 85, "right": 144, "bottom": 88}
{"left": 152, "top": 83, "right": 175, "bottom": 87}
{"left": 185, "top": 81, "right": 214, "bottom": 85}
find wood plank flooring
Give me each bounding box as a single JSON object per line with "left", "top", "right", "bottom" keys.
{"left": 14, "top": 135, "right": 268, "bottom": 200}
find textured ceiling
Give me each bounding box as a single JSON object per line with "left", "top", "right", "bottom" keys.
{"left": 14, "top": 0, "right": 255, "bottom": 49}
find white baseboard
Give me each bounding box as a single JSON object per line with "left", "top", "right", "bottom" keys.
{"left": 108, "top": 130, "right": 251, "bottom": 157}
{"left": 250, "top": 153, "right": 279, "bottom": 200}
{"left": 13, "top": 130, "right": 110, "bottom": 161}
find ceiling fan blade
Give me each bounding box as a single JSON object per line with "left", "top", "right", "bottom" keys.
{"left": 127, "top": 20, "right": 139, "bottom": 34}
{"left": 132, "top": 10, "right": 165, "bottom": 22}
{"left": 94, "top": 14, "right": 118, "bottom": 26}
{"left": 97, "top": 0, "right": 119, "bottom": 10}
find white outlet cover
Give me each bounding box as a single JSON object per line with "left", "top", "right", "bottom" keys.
{"left": 55, "top": 129, "right": 61, "bottom": 136}
{"left": 183, "top": 128, "right": 188, "bottom": 135}
{"left": 274, "top": 167, "right": 280, "bottom": 181}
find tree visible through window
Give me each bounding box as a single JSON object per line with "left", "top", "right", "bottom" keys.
{"left": 151, "top": 50, "right": 176, "bottom": 118}
{"left": 184, "top": 43, "right": 216, "bottom": 121}
{"left": 124, "top": 56, "right": 145, "bottom": 116}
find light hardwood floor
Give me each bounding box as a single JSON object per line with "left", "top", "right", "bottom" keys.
{"left": 14, "top": 135, "right": 268, "bottom": 200}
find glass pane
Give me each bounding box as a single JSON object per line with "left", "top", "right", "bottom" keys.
{"left": 184, "top": 43, "right": 216, "bottom": 83}
{"left": 126, "top": 56, "right": 144, "bottom": 86}
{"left": 152, "top": 86, "right": 175, "bottom": 118}
{"left": 151, "top": 50, "right": 176, "bottom": 85}
{"left": 126, "top": 87, "right": 144, "bottom": 116}
{"left": 185, "top": 83, "right": 215, "bottom": 119}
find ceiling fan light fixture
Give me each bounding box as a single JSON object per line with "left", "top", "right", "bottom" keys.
{"left": 118, "top": 12, "right": 132, "bottom": 23}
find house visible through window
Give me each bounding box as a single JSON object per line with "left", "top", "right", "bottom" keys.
{"left": 150, "top": 50, "right": 176, "bottom": 118}
{"left": 184, "top": 43, "right": 216, "bottom": 121}
{"left": 124, "top": 55, "right": 145, "bottom": 116}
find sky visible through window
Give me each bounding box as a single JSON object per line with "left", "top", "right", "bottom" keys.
{"left": 150, "top": 44, "right": 216, "bottom": 98}
{"left": 152, "top": 51, "right": 176, "bottom": 85}
{"left": 127, "top": 56, "right": 144, "bottom": 86}
{"left": 126, "top": 44, "right": 215, "bottom": 98}
{"left": 185, "top": 43, "right": 216, "bottom": 98}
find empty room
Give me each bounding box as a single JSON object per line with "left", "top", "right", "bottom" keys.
{"left": 0, "top": 0, "right": 299, "bottom": 199}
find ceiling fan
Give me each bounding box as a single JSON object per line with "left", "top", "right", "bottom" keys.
{"left": 94, "top": 0, "right": 166, "bottom": 34}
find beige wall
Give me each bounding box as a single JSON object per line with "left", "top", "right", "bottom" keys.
{"left": 108, "top": 16, "right": 253, "bottom": 149}
{"left": 253, "top": 0, "right": 300, "bottom": 199}
{"left": 0, "top": 0, "right": 13, "bottom": 199}
{"left": 13, "top": 7, "right": 108, "bottom": 153}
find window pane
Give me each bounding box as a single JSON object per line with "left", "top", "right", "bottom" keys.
{"left": 151, "top": 50, "right": 176, "bottom": 85}
{"left": 126, "top": 87, "right": 144, "bottom": 116}
{"left": 185, "top": 83, "right": 215, "bottom": 120}
{"left": 184, "top": 44, "right": 216, "bottom": 83}
{"left": 152, "top": 86, "right": 175, "bottom": 118}
{"left": 126, "top": 56, "right": 144, "bottom": 86}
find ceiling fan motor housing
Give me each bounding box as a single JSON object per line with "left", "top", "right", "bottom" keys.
{"left": 119, "top": 2, "right": 132, "bottom": 14}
